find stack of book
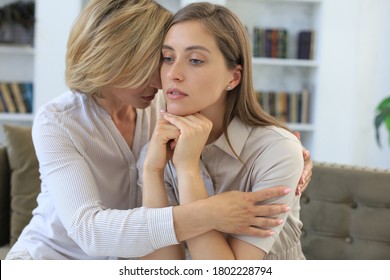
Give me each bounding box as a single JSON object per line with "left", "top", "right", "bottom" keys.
{"left": 252, "top": 27, "right": 315, "bottom": 60}
{"left": 256, "top": 89, "right": 310, "bottom": 124}
{"left": 0, "top": 82, "right": 33, "bottom": 113}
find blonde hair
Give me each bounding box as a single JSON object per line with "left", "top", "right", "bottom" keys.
{"left": 66, "top": 0, "right": 172, "bottom": 96}
{"left": 170, "top": 2, "right": 289, "bottom": 134}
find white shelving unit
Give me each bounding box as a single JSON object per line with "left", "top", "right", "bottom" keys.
{"left": 0, "top": 0, "right": 35, "bottom": 141}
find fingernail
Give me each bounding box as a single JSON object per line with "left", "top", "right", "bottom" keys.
{"left": 285, "top": 206, "right": 291, "bottom": 212}
{"left": 278, "top": 219, "right": 284, "bottom": 225}
{"left": 268, "top": 231, "right": 275, "bottom": 236}
{"left": 284, "top": 188, "right": 292, "bottom": 194}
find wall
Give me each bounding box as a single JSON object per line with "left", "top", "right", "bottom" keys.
{"left": 313, "top": 0, "right": 390, "bottom": 169}
{"left": 34, "top": 0, "right": 82, "bottom": 112}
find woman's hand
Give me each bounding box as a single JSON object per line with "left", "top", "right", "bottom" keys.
{"left": 293, "top": 132, "right": 313, "bottom": 195}
{"left": 160, "top": 111, "right": 212, "bottom": 171}
{"left": 207, "top": 187, "right": 291, "bottom": 237}
{"left": 297, "top": 147, "right": 312, "bottom": 195}
{"left": 143, "top": 117, "right": 180, "bottom": 173}
{"left": 173, "top": 186, "right": 292, "bottom": 241}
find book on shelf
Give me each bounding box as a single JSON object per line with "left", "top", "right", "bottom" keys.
{"left": 9, "top": 82, "right": 27, "bottom": 113}
{"left": 21, "top": 82, "right": 33, "bottom": 113}
{"left": 252, "top": 27, "right": 288, "bottom": 59}
{"left": 256, "top": 89, "right": 310, "bottom": 124}
{"left": 277, "top": 29, "right": 288, "bottom": 59}
{"left": 297, "top": 30, "right": 315, "bottom": 60}
{"left": 0, "top": 93, "right": 5, "bottom": 112}
{"left": 0, "top": 82, "right": 17, "bottom": 113}
{"left": 288, "top": 93, "right": 299, "bottom": 123}
{"left": 0, "top": 82, "right": 33, "bottom": 113}
{"left": 299, "top": 89, "right": 310, "bottom": 123}
{"left": 275, "top": 91, "right": 288, "bottom": 122}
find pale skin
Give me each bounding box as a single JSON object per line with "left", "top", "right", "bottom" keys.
{"left": 142, "top": 20, "right": 307, "bottom": 259}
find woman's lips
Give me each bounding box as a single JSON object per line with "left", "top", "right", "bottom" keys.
{"left": 142, "top": 95, "right": 155, "bottom": 102}
{"left": 166, "top": 88, "right": 188, "bottom": 100}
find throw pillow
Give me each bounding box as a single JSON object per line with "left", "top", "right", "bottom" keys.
{"left": 3, "top": 124, "right": 40, "bottom": 245}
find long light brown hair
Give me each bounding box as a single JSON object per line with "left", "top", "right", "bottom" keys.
{"left": 169, "top": 2, "right": 289, "bottom": 138}
{"left": 66, "top": 0, "right": 172, "bottom": 97}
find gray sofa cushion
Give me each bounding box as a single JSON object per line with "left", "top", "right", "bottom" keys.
{"left": 300, "top": 162, "right": 390, "bottom": 259}
{"left": 3, "top": 124, "right": 40, "bottom": 246}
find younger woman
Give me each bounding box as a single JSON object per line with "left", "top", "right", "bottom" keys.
{"left": 139, "top": 2, "right": 305, "bottom": 260}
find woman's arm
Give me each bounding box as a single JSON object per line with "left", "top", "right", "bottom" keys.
{"left": 32, "top": 111, "right": 179, "bottom": 258}
{"left": 160, "top": 112, "right": 240, "bottom": 259}
{"left": 162, "top": 112, "right": 303, "bottom": 260}
{"left": 140, "top": 119, "right": 185, "bottom": 259}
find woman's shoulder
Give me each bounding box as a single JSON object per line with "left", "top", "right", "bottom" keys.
{"left": 251, "top": 125, "right": 300, "bottom": 146}
{"left": 37, "top": 91, "right": 86, "bottom": 112}
{"left": 35, "top": 91, "right": 96, "bottom": 121}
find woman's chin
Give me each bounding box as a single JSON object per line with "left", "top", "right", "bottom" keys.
{"left": 166, "top": 106, "right": 194, "bottom": 116}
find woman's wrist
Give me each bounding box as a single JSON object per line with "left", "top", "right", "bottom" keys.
{"left": 172, "top": 199, "right": 214, "bottom": 241}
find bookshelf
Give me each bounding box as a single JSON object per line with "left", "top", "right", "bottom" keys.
{"left": 0, "top": 0, "right": 35, "bottom": 141}
{"left": 228, "top": 0, "right": 321, "bottom": 150}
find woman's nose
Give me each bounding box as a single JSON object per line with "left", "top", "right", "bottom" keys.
{"left": 166, "top": 61, "right": 183, "bottom": 82}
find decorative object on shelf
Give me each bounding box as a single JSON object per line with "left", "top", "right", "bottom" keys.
{"left": 0, "top": 1, "right": 35, "bottom": 45}
{"left": 374, "top": 96, "right": 390, "bottom": 147}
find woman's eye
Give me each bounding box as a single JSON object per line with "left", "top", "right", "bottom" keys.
{"left": 162, "top": 56, "right": 174, "bottom": 63}
{"left": 190, "top": 59, "right": 203, "bottom": 65}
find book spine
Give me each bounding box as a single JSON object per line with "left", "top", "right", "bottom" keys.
{"left": 10, "top": 82, "right": 27, "bottom": 113}
{"left": 297, "top": 30, "right": 312, "bottom": 60}
{"left": 0, "top": 83, "right": 17, "bottom": 113}
{"left": 265, "top": 29, "right": 273, "bottom": 58}
{"left": 21, "top": 82, "right": 34, "bottom": 113}
{"left": 278, "top": 29, "right": 288, "bottom": 59}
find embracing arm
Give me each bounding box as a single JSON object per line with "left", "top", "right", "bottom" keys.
{"left": 32, "top": 110, "right": 178, "bottom": 258}
{"left": 293, "top": 132, "right": 313, "bottom": 195}
{"left": 137, "top": 113, "right": 291, "bottom": 259}
{"left": 140, "top": 119, "right": 185, "bottom": 259}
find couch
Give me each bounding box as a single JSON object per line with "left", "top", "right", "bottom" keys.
{"left": 0, "top": 124, "right": 41, "bottom": 259}
{"left": 300, "top": 162, "right": 390, "bottom": 259}
{"left": 0, "top": 124, "right": 389, "bottom": 260}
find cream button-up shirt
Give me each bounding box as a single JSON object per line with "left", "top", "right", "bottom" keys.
{"left": 139, "top": 117, "right": 304, "bottom": 259}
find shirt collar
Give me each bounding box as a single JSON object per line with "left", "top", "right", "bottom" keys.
{"left": 211, "top": 116, "right": 252, "bottom": 159}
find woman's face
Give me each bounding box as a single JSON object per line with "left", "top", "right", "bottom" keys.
{"left": 102, "top": 70, "right": 161, "bottom": 109}
{"left": 161, "top": 20, "right": 237, "bottom": 116}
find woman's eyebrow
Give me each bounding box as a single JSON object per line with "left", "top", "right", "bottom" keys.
{"left": 162, "top": 44, "right": 211, "bottom": 53}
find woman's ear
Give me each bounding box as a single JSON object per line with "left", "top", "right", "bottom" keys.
{"left": 227, "top": 64, "right": 242, "bottom": 90}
